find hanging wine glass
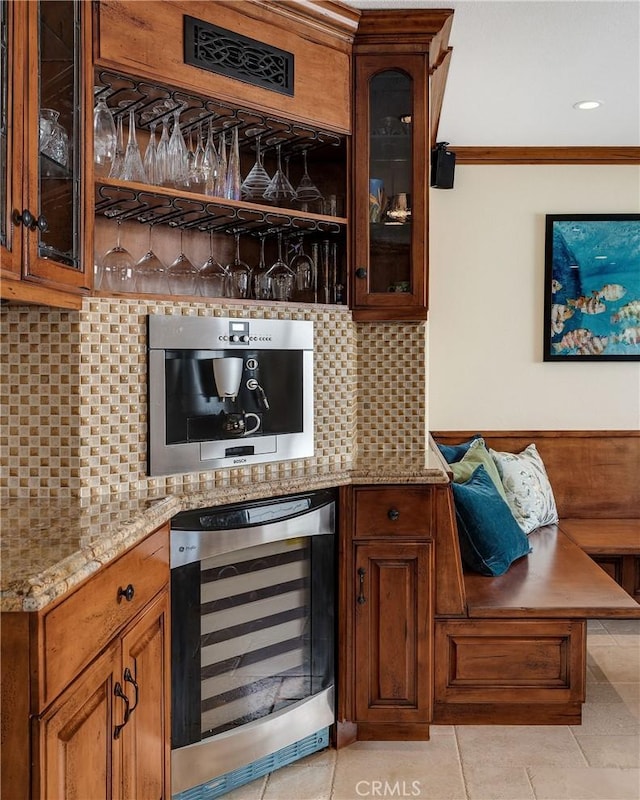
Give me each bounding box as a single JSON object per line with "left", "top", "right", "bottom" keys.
{"left": 143, "top": 122, "right": 158, "bottom": 185}
{"left": 241, "top": 134, "right": 271, "bottom": 202}
{"left": 215, "top": 131, "right": 228, "bottom": 197}
{"left": 101, "top": 220, "right": 135, "bottom": 292}
{"left": 225, "top": 232, "right": 251, "bottom": 299}
{"left": 108, "top": 113, "right": 125, "bottom": 179}
{"left": 252, "top": 232, "right": 272, "bottom": 300}
{"left": 120, "top": 107, "right": 147, "bottom": 183}
{"left": 263, "top": 143, "right": 297, "bottom": 205}
{"left": 189, "top": 124, "right": 206, "bottom": 191}
{"left": 156, "top": 117, "right": 171, "bottom": 186}
{"left": 224, "top": 126, "right": 242, "bottom": 200}
{"left": 202, "top": 120, "right": 219, "bottom": 196}
{"left": 266, "top": 232, "right": 294, "bottom": 301}
{"left": 167, "top": 231, "right": 199, "bottom": 295}
{"left": 135, "top": 225, "right": 167, "bottom": 294}
{"left": 295, "top": 149, "right": 323, "bottom": 212}
{"left": 289, "top": 235, "right": 315, "bottom": 302}
{"left": 93, "top": 97, "right": 117, "bottom": 178}
{"left": 167, "top": 109, "right": 188, "bottom": 187}
{"left": 199, "top": 231, "right": 229, "bottom": 298}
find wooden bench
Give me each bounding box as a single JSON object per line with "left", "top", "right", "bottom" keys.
{"left": 429, "top": 430, "right": 639, "bottom": 726}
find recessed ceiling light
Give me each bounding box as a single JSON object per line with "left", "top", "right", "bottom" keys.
{"left": 573, "top": 100, "right": 602, "bottom": 110}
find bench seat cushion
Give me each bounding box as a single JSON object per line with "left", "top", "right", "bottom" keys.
{"left": 464, "top": 525, "right": 640, "bottom": 619}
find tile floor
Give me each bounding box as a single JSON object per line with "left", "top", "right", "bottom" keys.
{"left": 225, "top": 619, "right": 640, "bottom": 800}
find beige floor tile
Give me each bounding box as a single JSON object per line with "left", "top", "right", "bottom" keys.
{"left": 430, "top": 725, "right": 456, "bottom": 736}
{"left": 263, "top": 763, "right": 334, "bottom": 800}
{"left": 296, "top": 748, "right": 338, "bottom": 769}
{"left": 601, "top": 619, "right": 640, "bottom": 641}
{"left": 585, "top": 681, "right": 631, "bottom": 704}
{"left": 577, "top": 701, "right": 640, "bottom": 735}
{"left": 463, "top": 765, "right": 534, "bottom": 800}
{"left": 588, "top": 645, "right": 640, "bottom": 683}
{"left": 332, "top": 737, "right": 465, "bottom": 800}
{"left": 574, "top": 734, "right": 640, "bottom": 768}
{"left": 528, "top": 767, "right": 640, "bottom": 799}
{"left": 455, "top": 725, "right": 586, "bottom": 768}
{"left": 222, "top": 775, "right": 267, "bottom": 800}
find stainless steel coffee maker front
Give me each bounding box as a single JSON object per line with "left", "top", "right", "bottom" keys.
{"left": 147, "top": 316, "right": 314, "bottom": 476}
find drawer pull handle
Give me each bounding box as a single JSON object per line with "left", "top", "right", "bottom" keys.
{"left": 387, "top": 508, "right": 400, "bottom": 522}
{"left": 113, "top": 681, "right": 130, "bottom": 739}
{"left": 357, "top": 567, "right": 366, "bottom": 605}
{"left": 117, "top": 583, "right": 135, "bottom": 603}
{"left": 124, "top": 666, "right": 139, "bottom": 715}
{"left": 13, "top": 208, "right": 48, "bottom": 232}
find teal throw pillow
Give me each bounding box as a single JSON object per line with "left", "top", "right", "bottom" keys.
{"left": 450, "top": 438, "right": 510, "bottom": 504}
{"left": 436, "top": 434, "right": 483, "bottom": 464}
{"left": 451, "top": 464, "right": 532, "bottom": 577}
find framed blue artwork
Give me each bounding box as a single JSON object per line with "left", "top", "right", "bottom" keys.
{"left": 543, "top": 214, "right": 640, "bottom": 361}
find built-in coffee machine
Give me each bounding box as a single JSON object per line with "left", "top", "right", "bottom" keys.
{"left": 147, "top": 315, "right": 314, "bottom": 476}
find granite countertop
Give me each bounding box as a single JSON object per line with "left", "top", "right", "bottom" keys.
{"left": 1, "top": 450, "right": 448, "bottom": 613}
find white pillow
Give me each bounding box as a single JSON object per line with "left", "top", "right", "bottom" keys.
{"left": 489, "top": 443, "right": 559, "bottom": 533}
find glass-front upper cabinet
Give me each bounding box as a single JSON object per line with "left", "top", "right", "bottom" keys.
{"left": 352, "top": 54, "right": 428, "bottom": 321}
{"left": 1, "top": 0, "right": 90, "bottom": 307}
{"left": 351, "top": 10, "right": 453, "bottom": 321}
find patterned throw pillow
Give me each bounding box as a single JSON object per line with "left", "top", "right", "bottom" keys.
{"left": 489, "top": 443, "right": 559, "bottom": 534}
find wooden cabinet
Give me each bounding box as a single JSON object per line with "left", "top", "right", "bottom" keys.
{"left": 1, "top": 524, "right": 170, "bottom": 799}
{"left": 340, "top": 485, "right": 434, "bottom": 742}
{"left": 0, "top": 0, "right": 93, "bottom": 309}
{"left": 351, "top": 10, "right": 453, "bottom": 321}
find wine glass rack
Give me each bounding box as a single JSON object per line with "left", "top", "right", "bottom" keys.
{"left": 94, "top": 69, "right": 347, "bottom": 239}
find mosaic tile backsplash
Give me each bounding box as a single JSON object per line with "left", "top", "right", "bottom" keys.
{"left": 1, "top": 299, "right": 426, "bottom": 498}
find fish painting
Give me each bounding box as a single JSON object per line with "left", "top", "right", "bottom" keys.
{"left": 611, "top": 299, "right": 640, "bottom": 323}
{"left": 597, "top": 283, "right": 627, "bottom": 301}
{"left": 613, "top": 326, "right": 640, "bottom": 346}
{"left": 552, "top": 328, "right": 598, "bottom": 353}
{"left": 551, "top": 279, "right": 562, "bottom": 294}
{"left": 550, "top": 304, "right": 575, "bottom": 334}
{"left": 567, "top": 294, "right": 606, "bottom": 315}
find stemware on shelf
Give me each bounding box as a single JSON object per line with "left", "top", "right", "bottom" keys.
{"left": 263, "top": 143, "right": 297, "bottom": 205}
{"left": 289, "top": 235, "right": 315, "bottom": 302}
{"left": 189, "top": 125, "right": 206, "bottom": 191}
{"left": 167, "top": 110, "right": 189, "bottom": 188}
{"left": 252, "top": 233, "right": 272, "bottom": 300}
{"left": 225, "top": 232, "right": 251, "bottom": 299}
{"left": 135, "top": 226, "right": 168, "bottom": 294}
{"left": 156, "top": 118, "right": 171, "bottom": 186}
{"left": 241, "top": 134, "right": 271, "bottom": 202}
{"left": 266, "top": 232, "right": 294, "bottom": 301}
{"left": 100, "top": 221, "right": 135, "bottom": 292}
{"left": 143, "top": 122, "right": 159, "bottom": 185}
{"left": 93, "top": 97, "right": 117, "bottom": 178}
{"left": 224, "top": 126, "right": 241, "bottom": 201}
{"left": 215, "top": 131, "right": 228, "bottom": 197}
{"left": 199, "top": 232, "right": 228, "bottom": 298}
{"left": 167, "top": 231, "right": 199, "bottom": 295}
{"left": 108, "top": 113, "right": 125, "bottom": 179}
{"left": 295, "top": 149, "right": 323, "bottom": 212}
{"left": 120, "top": 107, "right": 147, "bottom": 183}
{"left": 202, "top": 120, "right": 220, "bottom": 196}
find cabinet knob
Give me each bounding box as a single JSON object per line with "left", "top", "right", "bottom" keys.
{"left": 117, "top": 583, "right": 135, "bottom": 603}
{"left": 355, "top": 267, "right": 367, "bottom": 279}
{"left": 13, "top": 209, "right": 48, "bottom": 233}
{"left": 387, "top": 508, "right": 400, "bottom": 522}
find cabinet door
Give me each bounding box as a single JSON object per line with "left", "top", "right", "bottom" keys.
{"left": 120, "top": 590, "right": 170, "bottom": 800}
{"left": 354, "top": 542, "right": 433, "bottom": 723}
{"left": 23, "top": 0, "right": 89, "bottom": 290}
{"left": 352, "top": 54, "right": 428, "bottom": 320}
{"left": 36, "top": 640, "right": 122, "bottom": 800}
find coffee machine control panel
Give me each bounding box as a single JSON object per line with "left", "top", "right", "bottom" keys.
{"left": 216, "top": 321, "right": 274, "bottom": 346}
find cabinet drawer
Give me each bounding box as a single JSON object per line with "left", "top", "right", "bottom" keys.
{"left": 353, "top": 487, "right": 432, "bottom": 538}
{"left": 40, "top": 525, "right": 169, "bottom": 707}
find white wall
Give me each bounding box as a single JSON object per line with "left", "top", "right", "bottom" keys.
{"left": 428, "top": 164, "right": 640, "bottom": 430}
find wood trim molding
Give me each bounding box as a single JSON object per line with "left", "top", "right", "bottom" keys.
{"left": 451, "top": 147, "right": 640, "bottom": 165}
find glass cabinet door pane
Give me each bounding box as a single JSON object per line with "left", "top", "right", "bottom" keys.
{"left": 0, "top": 0, "right": 8, "bottom": 251}
{"left": 369, "top": 70, "right": 412, "bottom": 294}
{"left": 38, "top": 0, "right": 80, "bottom": 268}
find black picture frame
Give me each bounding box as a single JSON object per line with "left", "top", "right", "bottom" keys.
{"left": 543, "top": 214, "right": 640, "bottom": 361}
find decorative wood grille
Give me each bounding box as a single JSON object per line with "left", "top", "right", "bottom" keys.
{"left": 184, "top": 16, "right": 294, "bottom": 96}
